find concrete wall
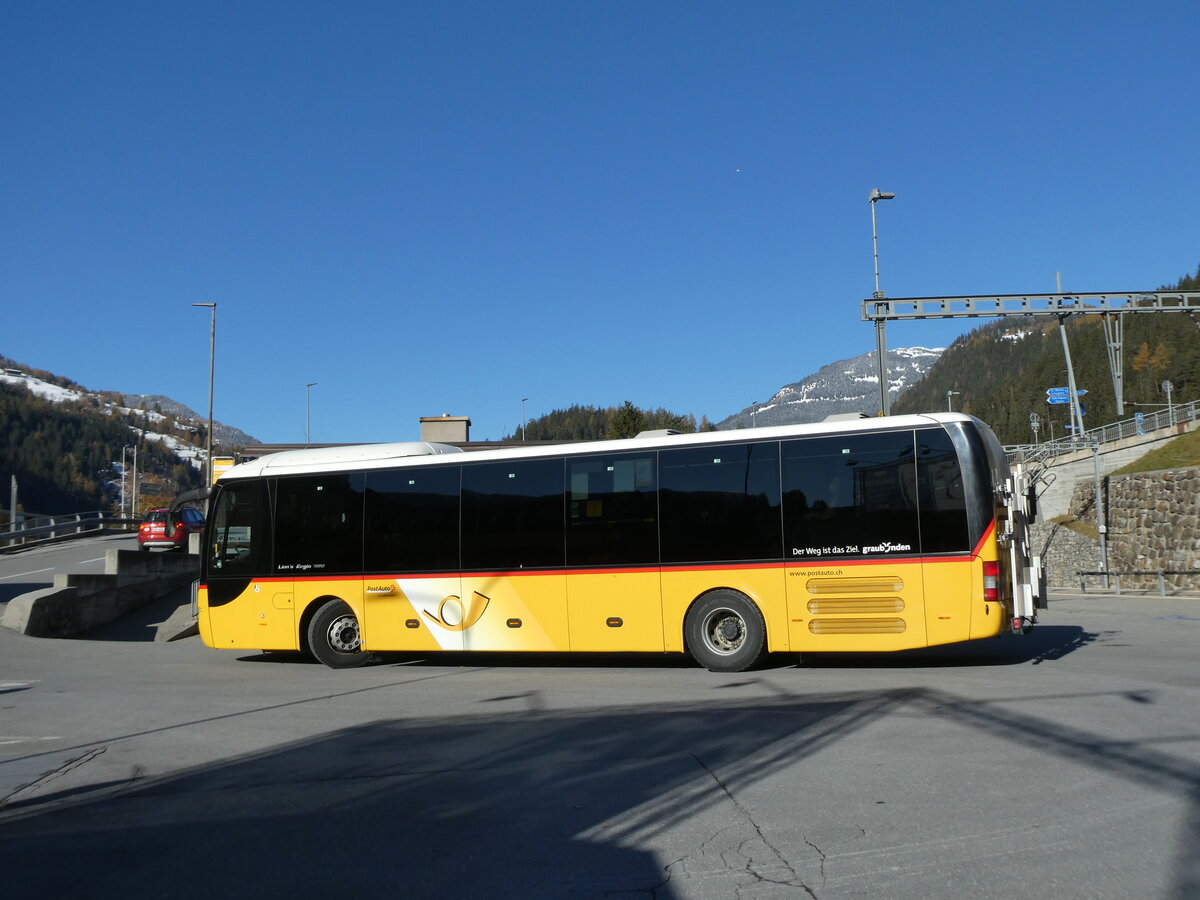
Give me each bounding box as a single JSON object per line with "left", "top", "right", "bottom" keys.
{"left": 1, "top": 548, "right": 199, "bottom": 637}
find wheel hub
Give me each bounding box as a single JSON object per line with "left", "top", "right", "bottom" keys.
{"left": 706, "top": 610, "right": 745, "bottom": 653}
{"left": 327, "top": 616, "right": 360, "bottom": 653}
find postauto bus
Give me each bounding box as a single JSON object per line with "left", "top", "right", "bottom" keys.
{"left": 195, "top": 413, "right": 1044, "bottom": 672}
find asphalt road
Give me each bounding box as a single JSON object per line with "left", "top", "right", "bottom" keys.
{"left": 1, "top": 589, "right": 1198, "bottom": 899}
{"left": 0, "top": 533, "right": 138, "bottom": 604}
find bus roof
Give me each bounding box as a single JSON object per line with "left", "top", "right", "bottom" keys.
{"left": 217, "top": 413, "right": 980, "bottom": 480}
{"left": 221, "top": 441, "right": 464, "bottom": 479}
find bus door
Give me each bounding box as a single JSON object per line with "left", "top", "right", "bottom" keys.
{"left": 565, "top": 452, "right": 662, "bottom": 652}
{"left": 460, "top": 458, "right": 568, "bottom": 652}
{"left": 272, "top": 474, "right": 365, "bottom": 650}
{"left": 362, "top": 467, "right": 462, "bottom": 653}
{"left": 202, "top": 479, "right": 292, "bottom": 650}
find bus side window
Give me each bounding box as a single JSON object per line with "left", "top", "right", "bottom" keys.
{"left": 461, "top": 459, "right": 564, "bottom": 570}
{"left": 364, "top": 466, "right": 461, "bottom": 573}
{"left": 782, "top": 431, "right": 919, "bottom": 557}
{"left": 273, "top": 474, "right": 365, "bottom": 575}
{"left": 659, "top": 441, "right": 781, "bottom": 563}
{"left": 566, "top": 453, "right": 657, "bottom": 566}
{"left": 915, "top": 428, "right": 970, "bottom": 553}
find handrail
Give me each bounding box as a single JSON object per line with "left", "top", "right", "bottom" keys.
{"left": 0, "top": 512, "right": 138, "bottom": 552}
{"left": 1077, "top": 569, "right": 1200, "bottom": 596}
{"left": 1076, "top": 398, "right": 1199, "bottom": 447}
{"left": 1007, "top": 398, "right": 1198, "bottom": 467}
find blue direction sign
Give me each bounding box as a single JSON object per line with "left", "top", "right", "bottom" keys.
{"left": 1046, "top": 387, "right": 1087, "bottom": 404}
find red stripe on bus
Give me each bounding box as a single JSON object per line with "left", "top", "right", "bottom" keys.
{"left": 971, "top": 519, "right": 997, "bottom": 558}
{"left": 202, "top": 546, "right": 996, "bottom": 591}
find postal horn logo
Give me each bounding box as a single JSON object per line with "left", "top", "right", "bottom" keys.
{"left": 422, "top": 591, "right": 491, "bottom": 632}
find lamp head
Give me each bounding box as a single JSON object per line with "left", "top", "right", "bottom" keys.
{"left": 869, "top": 188, "right": 896, "bottom": 202}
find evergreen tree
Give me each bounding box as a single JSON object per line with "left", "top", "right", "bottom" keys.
{"left": 606, "top": 401, "right": 648, "bottom": 439}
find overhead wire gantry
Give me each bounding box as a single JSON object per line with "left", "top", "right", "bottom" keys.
{"left": 861, "top": 290, "right": 1200, "bottom": 423}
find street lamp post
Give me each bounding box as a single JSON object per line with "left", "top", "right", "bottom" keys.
{"left": 123, "top": 444, "right": 137, "bottom": 519}
{"left": 121, "top": 445, "right": 133, "bottom": 519}
{"left": 946, "top": 390, "right": 960, "bottom": 412}
{"left": 521, "top": 398, "right": 528, "bottom": 442}
{"left": 306, "top": 382, "right": 317, "bottom": 447}
{"left": 192, "top": 302, "right": 216, "bottom": 490}
{"left": 869, "top": 188, "right": 896, "bottom": 415}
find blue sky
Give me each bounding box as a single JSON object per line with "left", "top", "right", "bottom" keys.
{"left": 3, "top": 1, "right": 1197, "bottom": 443}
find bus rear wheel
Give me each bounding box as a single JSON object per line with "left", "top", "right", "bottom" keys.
{"left": 685, "top": 590, "right": 767, "bottom": 673}
{"left": 308, "top": 600, "right": 370, "bottom": 669}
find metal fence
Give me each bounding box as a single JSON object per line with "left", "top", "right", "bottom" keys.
{"left": 1076, "top": 398, "right": 1200, "bottom": 447}
{"left": 1007, "top": 398, "right": 1199, "bottom": 466}
{"left": 0, "top": 511, "right": 137, "bottom": 552}
{"left": 1077, "top": 570, "right": 1200, "bottom": 596}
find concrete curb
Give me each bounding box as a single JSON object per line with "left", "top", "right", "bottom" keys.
{"left": 0, "top": 548, "right": 199, "bottom": 638}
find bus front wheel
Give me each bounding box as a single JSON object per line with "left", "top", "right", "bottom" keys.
{"left": 685, "top": 591, "right": 767, "bottom": 673}
{"left": 307, "top": 600, "right": 370, "bottom": 669}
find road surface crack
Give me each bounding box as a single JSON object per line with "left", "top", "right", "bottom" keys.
{"left": 1, "top": 746, "right": 107, "bottom": 807}
{"left": 690, "top": 752, "right": 819, "bottom": 899}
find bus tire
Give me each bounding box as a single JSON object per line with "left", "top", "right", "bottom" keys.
{"left": 307, "top": 600, "right": 370, "bottom": 669}
{"left": 685, "top": 590, "right": 767, "bottom": 673}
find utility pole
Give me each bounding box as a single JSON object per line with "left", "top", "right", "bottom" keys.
{"left": 192, "top": 302, "right": 217, "bottom": 490}
{"left": 306, "top": 382, "right": 317, "bottom": 447}
{"left": 869, "top": 188, "right": 896, "bottom": 415}
{"left": 1058, "top": 315, "right": 1086, "bottom": 439}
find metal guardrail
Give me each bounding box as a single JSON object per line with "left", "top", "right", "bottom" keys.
{"left": 1006, "top": 399, "right": 1198, "bottom": 467}
{"left": 1077, "top": 570, "right": 1200, "bottom": 596}
{"left": 1076, "top": 398, "right": 1199, "bottom": 447}
{"left": 0, "top": 512, "right": 137, "bottom": 552}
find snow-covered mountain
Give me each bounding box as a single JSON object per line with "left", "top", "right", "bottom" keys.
{"left": 718, "top": 347, "right": 944, "bottom": 429}
{"left": 0, "top": 369, "right": 257, "bottom": 463}
{"left": 120, "top": 393, "right": 256, "bottom": 450}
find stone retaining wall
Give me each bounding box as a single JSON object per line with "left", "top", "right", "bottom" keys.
{"left": 1036, "top": 466, "right": 1200, "bottom": 591}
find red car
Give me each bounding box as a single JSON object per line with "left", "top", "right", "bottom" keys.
{"left": 138, "top": 507, "right": 205, "bottom": 552}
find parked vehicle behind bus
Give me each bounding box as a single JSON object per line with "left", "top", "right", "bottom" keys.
{"left": 139, "top": 506, "right": 205, "bottom": 552}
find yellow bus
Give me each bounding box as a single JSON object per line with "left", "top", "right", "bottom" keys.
{"left": 196, "top": 413, "right": 1044, "bottom": 671}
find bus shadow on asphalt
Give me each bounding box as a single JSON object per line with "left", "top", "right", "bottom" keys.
{"left": 233, "top": 625, "right": 1093, "bottom": 670}
{"left": 1, "top": 677, "right": 1196, "bottom": 899}
{"left": 798, "top": 625, "right": 1098, "bottom": 669}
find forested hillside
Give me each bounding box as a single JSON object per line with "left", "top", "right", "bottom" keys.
{"left": 0, "top": 381, "right": 203, "bottom": 514}
{"left": 0, "top": 353, "right": 242, "bottom": 516}
{"left": 893, "top": 267, "right": 1200, "bottom": 443}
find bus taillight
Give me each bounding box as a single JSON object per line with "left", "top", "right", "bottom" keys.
{"left": 983, "top": 561, "right": 999, "bottom": 602}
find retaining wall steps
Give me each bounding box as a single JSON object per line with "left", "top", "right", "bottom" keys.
{"left": 1, "top": 548, "right": 199, "bottom": 638}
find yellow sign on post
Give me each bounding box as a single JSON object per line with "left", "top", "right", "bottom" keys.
{"left": 212, "top": 457, "right": 236, "bottom": 484}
